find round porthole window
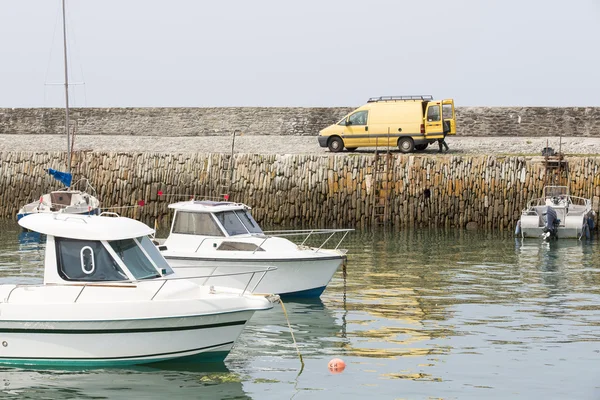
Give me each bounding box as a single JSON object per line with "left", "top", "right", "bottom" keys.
{"left": 80, "top": 246, "right": 95, "bottom": 275}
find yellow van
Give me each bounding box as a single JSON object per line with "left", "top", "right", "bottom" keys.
{"left": 318, "top": 95, "right": 456, "bottom": 153}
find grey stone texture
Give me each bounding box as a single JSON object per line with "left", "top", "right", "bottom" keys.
{"left": 1, "top": 106, "right": 600, "bottom": 137}
{"left": 1, "top": 151, "right": 598, "bottom": 231}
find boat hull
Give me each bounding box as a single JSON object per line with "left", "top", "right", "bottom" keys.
{"left": 0, "top": 279, "right": 273, "bottom": 367}
{"left": 519, "top": 213, "right": 593, "bottom": 239}
{"left": 0, "top": 311, "right": 254, "bottom": 367}
{"left": 165, "top": 256, "right": 344, "bottom": 298}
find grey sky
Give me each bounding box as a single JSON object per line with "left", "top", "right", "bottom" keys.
{"left": 2, "top": 0, "right": 600, "bottom": 108}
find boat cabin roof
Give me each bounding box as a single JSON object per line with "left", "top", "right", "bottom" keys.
{"left": 168, "top": 200, "right": 249, "bottom": 213}
{"left": 18, "top": 213, "right": 154, "bottom": 241}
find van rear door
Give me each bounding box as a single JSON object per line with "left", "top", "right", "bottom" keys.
{"left": 442, "top": 99, "right": 456, "bottom": 135}
{"left": 424, "top": 102, "right": 444, "bottom": 139}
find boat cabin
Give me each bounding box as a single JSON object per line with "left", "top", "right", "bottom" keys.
{"left": 18, "top": 213, "right": 174, "bottom": 285}
{"left": 167, "top": 200, "right": 264, "bottom": 238}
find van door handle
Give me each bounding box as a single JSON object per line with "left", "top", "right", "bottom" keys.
{"left": 365, "top": 126, "right": 368, "bottom": 132}
{"left": 398, "top": 128, "right": 402, "bottom": 132}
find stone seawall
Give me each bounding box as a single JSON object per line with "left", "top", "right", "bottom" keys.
{"left": 1, "top": 151, "right": 599, "bottom": 230}
{"left": 1, "top": 107, "right": 600, "bottom": 137}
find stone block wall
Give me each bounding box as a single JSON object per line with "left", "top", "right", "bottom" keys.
{"left": 1, "top": 151, "right": 598, "bottom": 231}
{"left": 1, "top": 107, "right": 599, "bottom": 137}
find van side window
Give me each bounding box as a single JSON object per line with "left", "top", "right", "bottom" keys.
{"left": 348, "top": 111, "right": 368, "bottom": 126}
{"left": 427, "top": 106, "right": 440, "bottom": 122}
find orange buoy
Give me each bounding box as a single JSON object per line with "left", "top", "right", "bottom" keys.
{"left": 328, "top": 358, "right": 346, "bottom": 374}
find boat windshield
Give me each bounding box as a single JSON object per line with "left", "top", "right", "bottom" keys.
{"left": 235, "top": 210, "right": 263, "bottom": 234}
{"left": 56, "top": 238, "right": 128, "bottom": 282}
{"left": 215, "top": 211, "right": 247, "bottom": 236}
{"left": 109, "top": 238, "right": 161, "bottom": 280}
{"left": 214, "top": 210, "right": 263, "bottom": 236}
{"left": 544, "top": 186, "right": 568, "bottom": 198}
{"left": 137, "top": 236, "right": 174, "bottom": 275}
{"left": 173, "top": 211, "right": 224, "bottom": 236}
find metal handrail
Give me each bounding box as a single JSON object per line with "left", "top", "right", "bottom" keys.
{"left": 61, "top": 215, "right": 89, "bottom": 223}
{"left": 3, "top": 266, "right": 277, "bottom": 304}
{"left": 194, "top": 237, "right": 209, "bottom": 253}
{"left": 262, "top": 228, "right": 354, "bottom": 251}
{"left": 99, "top": 211, "right": 120, "bottom": 218}
{"left": 159, "top": 228, "right": 354, "bottom": 255}
{"left": 253, "top": 236, "right": 269, "bottom": 255}
{"left": 525, "top": 195, "right": 592, "bottom": 209}
{"left": 55, "top": 178, "right": 98, "bottom": 198}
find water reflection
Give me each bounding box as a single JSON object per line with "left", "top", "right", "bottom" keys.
{"left": 0, "top": 363, "right": 249, "bottom": 399}
{"left": 0, "top": 221, "right": 599, "bottom": 398}
{"left": 0, "top": 221, "right": 44, "bottom": 284}
{"left": 232, "top": 298, "right": 344, "bottom": 360}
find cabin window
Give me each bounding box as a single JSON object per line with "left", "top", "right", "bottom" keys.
{"left": 427, "top": 105, "right": 441, "bottom": 122}
{"left": 137, "top": 236, "right": 174, "bottom": 275}
{"left": 442, "top": 104, "right": 453, "bottom": 119}
{"left": 173, "top": 211, "right": 224, "bottom": 236}
{"left": 56, "top": 238, "right": 128, "bottom": 282}
{"left": 235, "top": 210, "right": 263, "bottom": 234}
{"left": 80, "top": 246, "right": 95, "bottom": 274}
{"left": 216, "top": 241, "right": 265, "bottom": 251}
{"left": 109, "top": 238, "right": 160, "bottom": 280}
{"left": 214, "top": 211, "right": 248, "bottom": 236}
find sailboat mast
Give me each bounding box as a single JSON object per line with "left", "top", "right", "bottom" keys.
{"left": 61, "top": 0, "right": 71, "bottom": 175}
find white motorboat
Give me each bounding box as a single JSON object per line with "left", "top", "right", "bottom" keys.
{"left": 0, "top": 212, "right": 276, "bottom": 367}
{"left": 516, "top": 185, "right": 595, "bottom": 240}
{"left": 157, "top": 200, "right": 351, "bottom": 298}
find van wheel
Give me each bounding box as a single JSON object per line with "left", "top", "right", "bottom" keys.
{"left": 414, "top": 144, "right": 428, "bottom": 151}
{"left": 328, "top": 137, "right": 344, "bottom": 153}
{"left": 346, "top": 147, "right": 357, "bottom": 152}
{"left": 398, "top": 137, "right": 414, "bottom": 153}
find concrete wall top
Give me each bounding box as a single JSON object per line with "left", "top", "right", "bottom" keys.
{"left": 1, "top": 106, "right": 599, "bottom": 137}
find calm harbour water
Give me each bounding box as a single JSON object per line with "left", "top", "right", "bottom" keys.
{"left": 0, "top": 221, "right": 599, "bottom": 399}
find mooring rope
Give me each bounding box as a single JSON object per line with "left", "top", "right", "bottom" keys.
{"left": 279, "top": 298, "right": 305, "bottom": 372}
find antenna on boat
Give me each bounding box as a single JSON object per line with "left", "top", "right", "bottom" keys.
{"left": 61, "top": 0, "right": 72, "bottom": 179}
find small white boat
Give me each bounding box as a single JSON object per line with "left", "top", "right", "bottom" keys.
{"left": 516, "top": 185, "right": 595, "bottom": 240}
{"left": 0, "top": 212, "right": 276, "bottom": 367}
{"left": 157, "top": 200, "right": 351, "bottom": 298}
{"left": 17, "top": 177, "right": 101, "bottom": 221}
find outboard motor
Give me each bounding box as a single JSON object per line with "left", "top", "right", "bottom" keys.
{"left": 542, "top": 206, "right": 560, "bottom": 240}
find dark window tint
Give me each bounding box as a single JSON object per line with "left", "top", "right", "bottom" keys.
{"left": 138, "top": 236, "right": 173, "bottom": 275}
{"left": 109, "top": 239, "right": 160, "bottom": 280}
{"left": 235, "top": 210, "right": 263, "bottom": 234}
{"left": 217, "top": 241, "right": 264, "bottom": 251}
{"left": 56, "top": 238, "right": 128, "bottom": 282}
